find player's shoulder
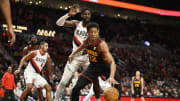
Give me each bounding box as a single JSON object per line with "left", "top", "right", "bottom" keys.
{"left": 47, "top": 53, "right": 51, "bottom": 59}
{"left": 98, "top": 40, "right": 108, "bottom": 50}
{"left": 72, "top": 20, "right": 80, "bottom": 26}
{"left": 30, "top": 50, "right": 38, "bottom": 55}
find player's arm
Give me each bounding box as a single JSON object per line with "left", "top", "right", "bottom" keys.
{"left": 131, "top": 77, "right": 134, "bottom": 94}
{"left": 47, "top": 54, "right": 53, "bottom": 82}
{"left": 0, "top": 0, "right": 16, "bottom": 46}
{"left": 56, "top": 4, "right": 80, "bottom": 27}
{"left": 98, "top": 41, "right": 119, "bottom": 84}
{"left": 14, "top": 51, "right": 37, "bottom": 74}
{"left": 23, "top": 47, "right": 28, "bottom": 56}
{"left": 69, "top": 41, "right": 86, "bottom": 63}
{"left": 141, "top": 77, "right": 144, "bottom": 95}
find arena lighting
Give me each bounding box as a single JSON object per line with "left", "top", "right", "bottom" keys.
{"left": 2, "top": 24, "right": 27, "bottom": 32}
{"left": 82, "top": 0, "right": 180, "bottom": 17}
{"left": 36, "top": 29, "right": 56, "bottom": 37}
{"left": 5, "top": 28, "right": 22, "bottom": 33}
{"left": 17, "top": 26, "right": 27, "bottom": 30}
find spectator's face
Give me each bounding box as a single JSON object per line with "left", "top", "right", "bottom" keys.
{"left": 8, "top": 67, "right": 12, "bottom": 73}
{"left": 17, "top": 82, "right": 21, "bottom": 88}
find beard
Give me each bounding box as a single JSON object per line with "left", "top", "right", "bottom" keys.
{"left": 82, "top": 18, "right": 90, "bottom": 24}
{"left": 31, "top": 41, "right": 37, "bottom": 46}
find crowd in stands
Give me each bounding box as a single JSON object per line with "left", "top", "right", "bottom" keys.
{"left": 0, "top": 2, "right": 180, "bottom": 101}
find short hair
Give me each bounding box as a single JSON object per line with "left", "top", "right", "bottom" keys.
{"left": 31, "top": 35, "right": 37, "bottom": 39}
{"left": 40, "top": 41, "right": 47, "bottom": 46}
{"left": 87, "top": 22, "right": 100, "bottom": 31}
{"left": 81, "top": 8, "right": 91, "bottom": 14}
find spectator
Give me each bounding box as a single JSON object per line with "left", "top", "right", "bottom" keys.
{"left": 1, "top": 66, "right": 16, "bottom": 101}
{"left": 14, "top": 82, "right": 22, "bottom": 101}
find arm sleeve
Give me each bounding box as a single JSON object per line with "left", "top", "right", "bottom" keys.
{"left": 56, "top": 13, "right": 70, "bottom": 26}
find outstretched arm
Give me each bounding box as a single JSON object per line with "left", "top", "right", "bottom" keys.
{"left": 56, "top": 4, "right": 80, "bottom": 27}
{"left": 0, "top": 0, "right": 16, "bottom": 46}
{"left": 68, "top": 42, "right": 86, "bottom": 63}
{"left": 98, "top": 41, "right": 119, "bottom": 84}
{"left": 47, "top": 54, "right": 53, "bottom": 82}
{"left": 14, "top": 51, "right": 36, "bottom": 74}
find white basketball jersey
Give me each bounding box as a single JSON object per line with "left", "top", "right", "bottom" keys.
{"left": 73, "top": 21, "right": 88, "bottom": 52}
{"left": 25, "top": 50, "right": 48, "bottom": 73}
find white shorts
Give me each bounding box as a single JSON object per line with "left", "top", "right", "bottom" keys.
{"left": 66, "top": 54, "right": 89, "bottom": 72}
{"left": 24, "top": 71, "right": 48, "bottom": 88}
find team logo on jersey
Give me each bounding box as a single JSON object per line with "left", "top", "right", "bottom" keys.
{"left": 35, "top": 57, "right": 46, "bottom": 63}
{"left": 76, "top": 30, "right": 88, "bottom": 37}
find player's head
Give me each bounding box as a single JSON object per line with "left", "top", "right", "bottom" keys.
{"left": 81, "top": 8, "right": 91, "bottom": 23}
{"left": 136, "top": 71, "right": 141, "bottom": 76}
{"left": 87, "top": 22, "right": 100, "bottom": 41}
{"left": 40, "top": 41, "right": 48, "bottom": 52}
{"left": 7, "top": 66, "right": 12, "bottom": 73}
{"left": 30, "top": 35, "right": 38, "bottom": 45}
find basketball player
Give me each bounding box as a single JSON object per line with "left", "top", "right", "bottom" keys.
{"left": 83, "top": 76, "right": 111, "bottom": 101}
{"left": 54, "top": 4, "right": 91, "bottom": 101}
{"left": 0, "top": 0, "right": 16, "bottom": 46}
{"left": 69, "top": 22, "right": 122, "bottom": 101}
{"left": 23, "top": 35, "right": 39, "bottom": 56}
{"left": 23, "top": 36, "right": 44, "bottom": 101}
{"left": 131, "top": 71, "right": 145, "bottom": 101}
{"left": 14, "top": 42, "right": 53, "bottom": 101}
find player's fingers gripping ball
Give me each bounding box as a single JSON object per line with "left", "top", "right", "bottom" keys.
{"left": 104, "top": 87, "right": 119, "bottom": 101}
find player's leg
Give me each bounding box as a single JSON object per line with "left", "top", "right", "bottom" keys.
{"left": 139, "top": 89, "right": 145, "bottom": 101}
{"left": 55, "top": 60, "right": 80, "bottom": 101}
{"left": 20, "top": 83, "right": 32, "bottom": 101}
{"left": 37, "top": 88, "right": 43, "bottom": 101}
{"left": 21, "top": 71, "right": 33, "bottom": 101}
{"left": 93, "top": 78, "right": 101, "bottom": 101}
{"left": 83, "top": 84, "right": 94, "bottom": 101}
{"left": 43, "top": 84, "right": 52, "bottom": 101}
{"left": 114, "top": 71, "right": 122, "bottom": 100}
{"left": 131, "top": 90, "right": 137, "bottom": 101}
{"left": 71, "top": 75, "right": 91, "bottom": 101}
{"left": 34, "top": 73, "right": 52, "bottom": 101}
{"left": 131, "top": 97, "right": 135, "bottom": 101}
{"left": 141, "top": 97, "right": 145, "bottom": 101}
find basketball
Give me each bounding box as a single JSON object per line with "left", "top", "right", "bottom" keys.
{"left": 104, "top": 87, "right": 119, "bottom": 101}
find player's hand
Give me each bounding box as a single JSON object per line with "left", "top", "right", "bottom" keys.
{"left": 141, "top": 91, "right": 143, "bottom": 95}
{"left": 68, "top": 54, "right": 74, "bottom": 63}
{"left": 7, "top": 26, "right": 16, "bottom": 46}
{"left": 68, "top": 4, "right": 80, "bottom": 16}
{"left": 106, "top": 77, "right": 119, "bottom": 85}
{"left": 14, "top": 69, "right": 20, "bottom": 75}
{"left": 49, "top": 75, "right": 53, "bottom": 82}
